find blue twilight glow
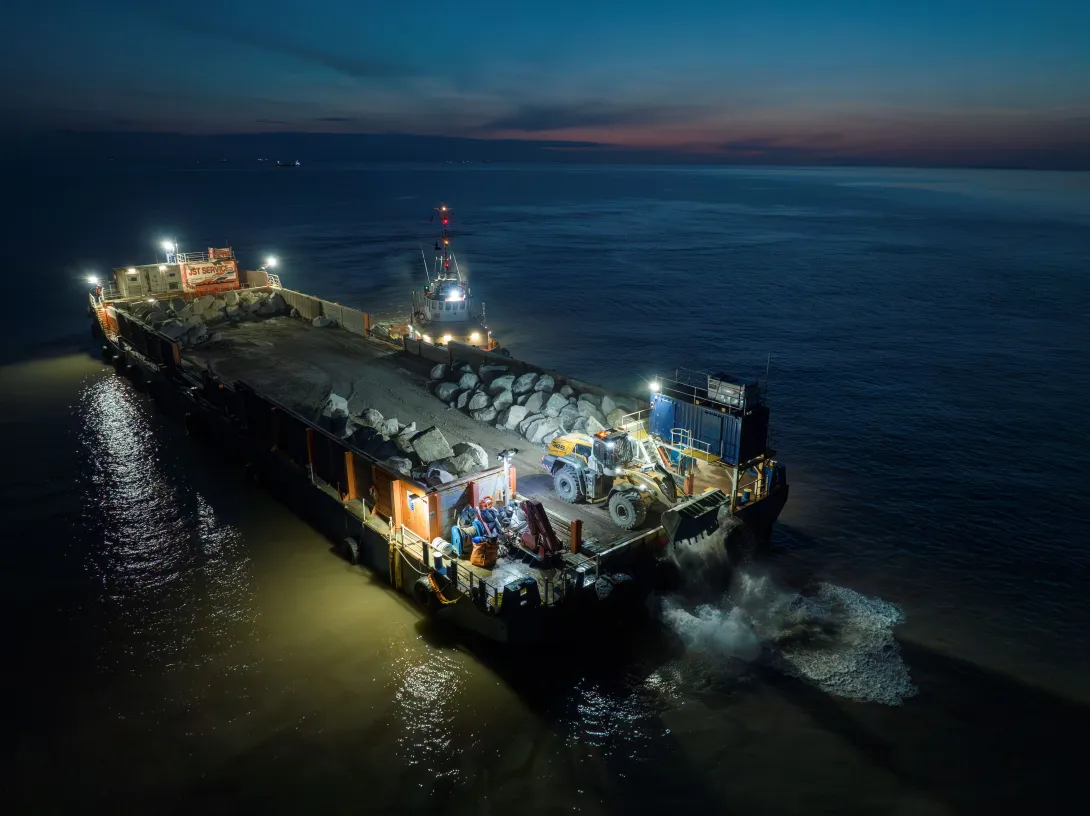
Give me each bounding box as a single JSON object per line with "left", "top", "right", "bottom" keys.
{"left": 4, "top": 0, "right": 1088, "bottom": 166}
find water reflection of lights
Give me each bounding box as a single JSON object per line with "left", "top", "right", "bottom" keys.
{"left": 561, "top": 676, "right": 669, "bottom": 755}
{"left": 78, "top": 375, "right": 253, "bottom": 672}
{"left": 391, "top": 650, "right": 468, "bottom": 780}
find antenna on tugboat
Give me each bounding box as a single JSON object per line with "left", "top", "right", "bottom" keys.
{"left": 419, "top": 245, "right": 431, "bottom": 283}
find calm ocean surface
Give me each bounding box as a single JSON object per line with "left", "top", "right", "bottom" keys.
{"left": 5, "top": 163, "right": 1089, "bottom": 813}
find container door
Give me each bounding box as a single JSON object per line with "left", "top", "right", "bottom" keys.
{"left": 699, "top": 410, "right": 725, "bottom": 461}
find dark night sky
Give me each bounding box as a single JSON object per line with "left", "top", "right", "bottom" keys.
{"left": 5, "top": 0, "right": 1088, "bottom": 166}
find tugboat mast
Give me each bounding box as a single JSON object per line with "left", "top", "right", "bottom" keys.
{"left": 430, "top": 204, "right": 462, "bottom": 288}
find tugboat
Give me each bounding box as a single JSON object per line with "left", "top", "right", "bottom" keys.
{"left": 409, "top": 204, "right": 499, "bottom": 351}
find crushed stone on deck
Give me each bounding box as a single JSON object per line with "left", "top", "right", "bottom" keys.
{"left": 180, "top": 317, "right": 627, "bottom": 547}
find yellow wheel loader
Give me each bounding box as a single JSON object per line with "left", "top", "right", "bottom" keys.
{"left": 540, "top": 429, "right": 682, "bottom": 530}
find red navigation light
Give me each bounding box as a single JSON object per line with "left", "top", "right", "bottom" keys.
{"left": 442, "top": 218, "right": 449, "bottom": 225}
{"left": 444, "top": 262, "right": 450, "bottom": 268}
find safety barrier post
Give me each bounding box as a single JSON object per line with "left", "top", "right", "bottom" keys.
{"left": 345, "top": 451, "right": 358, "bottom": 500}
{"left": 363, "top": 312, "right": 371, "bottom": 336}
{"left": 570, "top": 518, "right": 583, "bottom": 554}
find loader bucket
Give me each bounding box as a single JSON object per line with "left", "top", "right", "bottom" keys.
{"left": 661, "top": 489, "right": 730, "bottom": 546}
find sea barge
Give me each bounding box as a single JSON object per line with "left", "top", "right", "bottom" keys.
{"left": 86, "top": 226, "right": 788, "bottom": 644}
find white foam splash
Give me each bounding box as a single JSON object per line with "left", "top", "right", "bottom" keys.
{"left": 779, "top": 583, "right": 917, "bottom": 706}
{"left": 659, "top": 517, "right": 917, "bottom": 705}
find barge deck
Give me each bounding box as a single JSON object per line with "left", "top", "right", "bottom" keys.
{"left": 180, "top": 315, "right": 634, "bottom": 549}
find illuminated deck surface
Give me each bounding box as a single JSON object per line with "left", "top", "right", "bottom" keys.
{"left": 180, "top": 316, "right": 636, "bottom": 550}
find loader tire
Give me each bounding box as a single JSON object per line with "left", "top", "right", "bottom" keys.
{"left": 608, "top": 492, "right": 646, "bottom": 530}
{"left": 553, "top": 465, "right": 582, "bottom": 504}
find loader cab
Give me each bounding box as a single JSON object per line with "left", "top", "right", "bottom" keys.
{"left": 592, "top": 430, "right": 637, "bottom": 475}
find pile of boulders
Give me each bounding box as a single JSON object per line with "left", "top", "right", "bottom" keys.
{"left": 123, "top": 289, "right": 289, "bottom": 348}
{"left": 427, "top": 362, "right": 639, "bottom": 448}
{"left": 322, "top": 395, "right": 489, "bottom": 487}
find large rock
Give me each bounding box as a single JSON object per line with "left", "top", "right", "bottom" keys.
{"left": 607, "top": 408, "right": 627, "bottom": 428}
{"left": 584, "top": 415, "right": 606, "bottom": 435}
{"left": 452, "top": 441, "right": 489, "bottom": 471}
{"left": 518, "top": 413, "right": 544, "bottom": 435}
{"left": 612, "top": 396, "right": 638, "bottom": 412}
{"left": 223, "top": 290, "right": 239, "bottom": 307}
{"left": 411, "top": 426, "right": 455, "bottom": 463}
{"left": 523, "top": 391, "right": 545, "bottom": 415}
{"left": 361, "top": 408, "right": 385, "bottom": 429}
{"left": 488, "top": 374, "right": 514, "bottom": 393}
{"left": 426, "top": 464, "right": 457, "bottom": 486}
{"left": 313, "top": 315, "right": 333, "bottom": 328}
{"left": 478, "top": 365, "right": 508, "bottom": 384}
{"left": 577, "top": 399, "right": 607, "bottom": 426}
{"left": 267, "top": 292, "right": 287, "bottom": 312}
{"left": 557, "top": 404, "right": 582, "bottom": 432}
{"left": 468, "top": 392, "right": 490, "bottom": 411}
{"left": 456, "top": 372, "right": 479, "bottom": 391}
{"left": 167, "top": 297, "right": 187, "bottom": 313}
{"left": 543, "top": 393, "right": 569, "bottom": 417}
{"left": 430, "top": 363, "right": 449, "bottom": 381}
{"left": 511, "top": 372, "right": 538, "bottom": 395}
{"left": 523, "top": 417, "right": 546, "bottom": 441}
{"left": 491, "top": 390, "right": 514, "bottom": 411}
{"left": 456, "top": 390, "right": 472, "bottom": 411}
{"left": 498, "top": 404, "right": 528, "bottom": 430}
{"left": 601, "top": 395, "right": 618, "bottom": 417}
{"left": 542, "top": 429, "right": 562, "bottom": 447}
{"left": 560, "top": 384, "right": 575, "bottom": 398}
{"left": 436, "top": 382, "right": 460, "bottom": 402}
{"left": 379, "top": 418, "right": 400, "bottom": 437}
{"left": 471, "top": 406, "right": 498, "bottom": 423}
{"left": 194, "top": 294, "right": 215, "bottom": 310}
{"left": 160, "top": 319, "right": 187, "bottom": 340}
{"left": 394, "top": 423, "right": 418, "bottom": 454}
{"left": 446, "top": 452, "right": 479, "bottom": 475}
{"left": 577, "top": 396, "right": 601, "bottom": 415}
{"left": 226, "top": 304, "right": 241, "bottom": 320}
{"left": 384, "top": 456, "right": 413, "bottom": 476}
{"left": 322, "top": 392, "right": 349, "bottom": 419}
{"left": 578, "top": 393, "right": 602, "bottom": 408}
{"left": 533, "top": 374, "right": 555, "bottom": 393}
{"left": 530, "top": 418, "right": 561, "bottom": 444}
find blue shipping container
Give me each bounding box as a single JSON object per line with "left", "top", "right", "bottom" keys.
{"left": 649, "top": 393, "right": 768, "bottom": 466}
